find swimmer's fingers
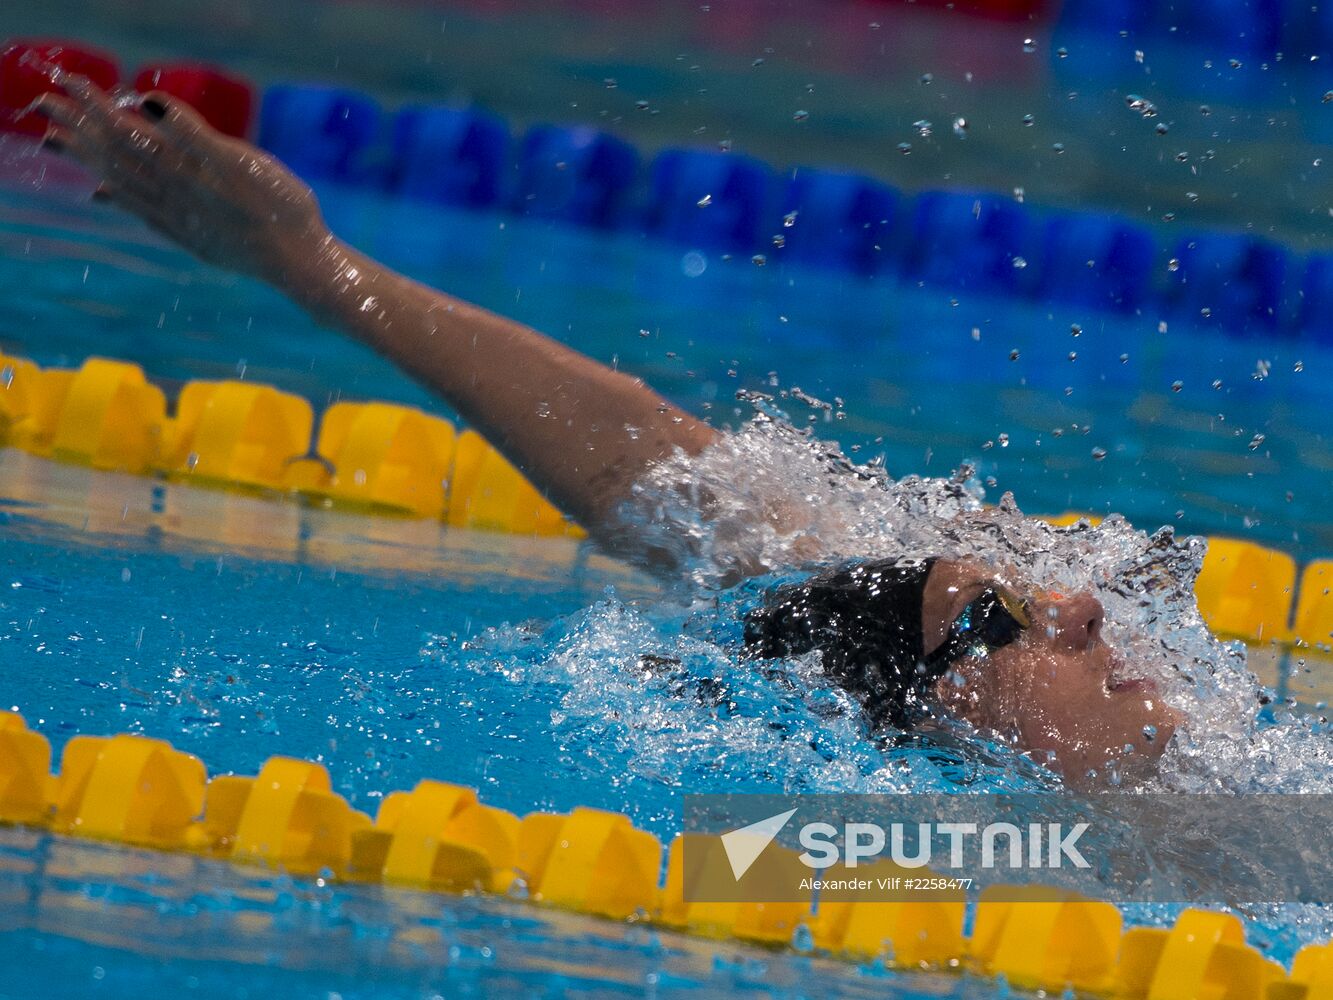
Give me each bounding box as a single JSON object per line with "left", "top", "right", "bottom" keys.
{"left": 35, "top": 99, "right": 103, "bottom": 169}
{"left": 139, "top": 92, "right": 266, "bottom": 182}
{"left": 40, "top": 122, "right": 75, "bottom": 156}
{"left": 36, "top": 81, "right": 172, "bottom": 188}
{"left": 137, "top": 91, "right": 217, "bottom": 152}
{"left": 50, "top": 74, "right": 127, "bottom": 139}
{"left": 30, "top": 93, "right": 82, "bottom": 136}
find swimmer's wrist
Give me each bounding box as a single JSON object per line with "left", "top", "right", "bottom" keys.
{"left": 269, "top": 230, "right": 355, "bottom": 307}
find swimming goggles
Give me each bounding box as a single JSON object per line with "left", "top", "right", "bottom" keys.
{"left": 924, "top": 584, "right": 1030, "bottom": 668}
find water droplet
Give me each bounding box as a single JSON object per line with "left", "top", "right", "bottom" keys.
{"left": 1012, "top": 256, "right": 1028, "bottom": 269}
{"left": 1052, "top": 142, "right": 1065, "bottom": 153}
{"left": 771, "top": 233, "right": 786, "bottom": 248}
{"left": 914, "top": 119, "right": 933, "bottom": 137}
{"left": 1167, "top": 258, "right": 1180, "bottom": 272}
{"left": 998, "top": 432, "right": 1010, "bottom": 447}
{"left": 1155, "top": 122, "right": 1169, "bottom": 135}
{"left": 634, "top": 99, "right": 650, "bottom": 111}
{"left": 1022, "top": 113, "right": 1035, "bottom": 127}
{"left": 1057, "top": 46, "right": 1068, "bottom": 58}
{"left": 603, "top": 78, "right": 618, "bottom": 89}
{"left": 1249, "top": 433, "right": 1266, "bottom": 450}
{"left": 1009, "top": 349, "right": 1020, "bottom": 361}
{"left": 751, "top": 58, "right": 764, "bottom": 68}
{"left": 1134, "top": 49, "right": 1145, "bottom": 64}
{"left": 1294, "top": 359, "right": 1304, "bottom": 372}
{"left": 793, "top": 109, "right": 810, "bottom": 122}
{"left": 1324, "top": 91, "right": 1333, "bottom": 104}
{"left": 1126, "top": 94, "right": 1158, "bottom": 118}
{"left": 751, "top": 254, "right": 767, "bottom": 267}
{"left": 1013, "top": 186, "right": 1025, "bottom": 203}
{"left": 1212, "top": 379, "right": 1223, "bottom": 389}
{"left": 783, "top": 210, "right": 798, "bottom": 228}
{"left": 952, "top": 116, "right": 968, "bottom": 138}
{"left": 1119, "top": 353, "right": 1130, "bottom": 363}
{"left": 919, "top": 72, "right": 934, "bottom": 85}
{"left": 1068, "top": 351, "right": 1078, "bottom": 361}
{"left": 1142, "top": 725, "right": 1158, "bottom": 741}
{"left": 1186, "top": 191, "right": 1199, "bottom": 201}
{"left": 1022, "top": 38, "right": 1036, "bottom": 54}
{"left": 1171, "top": 380, "right": 1183, "bottom": 392}
{"left": 1229, "top": 58, "right": 1243, "bottom": 69}
{"left": 1200, "top": 104, "right": 1212, "bottom": 116}
{"left": 1070, "top": 323, "right": 1082, "bottom": 337}
{"left": 187, "top": 452, "right": 200, "bottom": 471}
{"left": 1091, "top": 446, "right": 1107, "bottom": 460}
{"left": 681, "top": 250, "right": 707, "bottom": 278}
{"left": 696, "top": 193, "right": 712, "bottom": 207}
{"left": 897, "top": 141, "right": 912, "bottom": 154}
{"left": 791, "top": 923, "right": 815, "bottom": 954}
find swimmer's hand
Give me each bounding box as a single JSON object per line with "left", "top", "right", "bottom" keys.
{"left": 34, "top": 76, "right": 723, "bottom": 573}
{"left": 35, "top": 77, "right": 327, "bottom": 281}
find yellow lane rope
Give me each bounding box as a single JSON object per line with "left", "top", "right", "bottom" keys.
{"left": 1, "top": 711, "right": 1329, "bottom": 999}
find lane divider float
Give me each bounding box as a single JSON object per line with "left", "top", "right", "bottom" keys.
{"left": 5, "top": 38, "right": 1333, "bottom": 341}
{"left": 0, "top": 350, "right": 582, "bottom": 538}
{"left": 0, "top": 710, "right": 1319, "bottom": 999}
{"left": 4, "top": 350, "right": 1332, "bottom": 650}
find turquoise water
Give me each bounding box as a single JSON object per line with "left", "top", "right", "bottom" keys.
{"left": 0, "top": 823, "right": 1032, "bottom": 1000}
{"left": 1, "top": 165, "right": 1332, "bottom": 993}
{"left": 3, "top": 3, "right": 1333, "bottom": 994}
{"left": 3, "top": 170, "right": 1329, "bottom": 559}
{"left": 0, "top": 452, "right": 1027, "bottom": 1000}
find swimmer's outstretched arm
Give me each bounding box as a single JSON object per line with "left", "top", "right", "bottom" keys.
{"left": 34, "top": 81, "right": 718, "bottom": 561}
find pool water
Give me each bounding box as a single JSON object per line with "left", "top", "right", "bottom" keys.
{"left": 0, "top": 450, "right": 1025, "bottom": 1000}
{"left": 3, "top": 2, "right": 1333, "bottom": 996}
{"left": 2, "top": 171, "right": 1329, "bottom": 559}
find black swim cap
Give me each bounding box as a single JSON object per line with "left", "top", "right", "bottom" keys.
{"left": 742, "top": 557, "right": 941, "bottom": 728}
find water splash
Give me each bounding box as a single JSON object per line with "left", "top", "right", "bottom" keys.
{"left": 613, "top": 408, "right": 1331, "bottom": 797}
{"left": 444, "top": 409, "right": 1333, "bottom": 954}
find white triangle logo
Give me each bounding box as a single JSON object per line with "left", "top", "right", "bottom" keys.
{"left": 720, "top": 808, "right": 798, "bottom": 881}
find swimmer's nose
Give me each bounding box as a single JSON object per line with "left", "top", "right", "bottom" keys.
{"left": 1041, "top": 592, "right": 1104, "bottom": 652}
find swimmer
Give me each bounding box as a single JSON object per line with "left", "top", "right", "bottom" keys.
{"left": 31, "top": 80, "right": 1182, "bottom": 787}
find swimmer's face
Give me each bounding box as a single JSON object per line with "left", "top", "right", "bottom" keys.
{"left": 923, "top": 560, "right": 1182, "bottom": 788}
